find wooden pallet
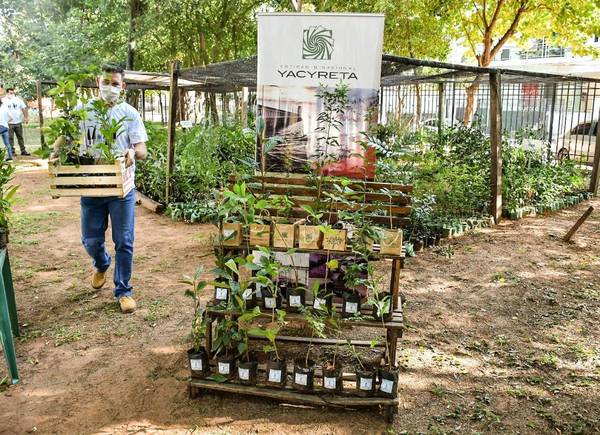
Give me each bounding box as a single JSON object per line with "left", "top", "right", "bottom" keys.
{"left": 48, "top": 157, "right": 134, "bottom": 198}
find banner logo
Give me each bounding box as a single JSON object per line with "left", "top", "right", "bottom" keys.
{"left": 302, "top": 26, "right": 334, "bottom": 60}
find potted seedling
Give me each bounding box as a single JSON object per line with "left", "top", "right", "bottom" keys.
{"left": 250, "top": 247, "right": 284, "bottom": 313}
{"left": 0, "top": 153, "right": 17, "bottom": 249}
{"left": 370, "top": 296, "right": 399, "bottom": 398}
{"left": 293, "top": 307, "right": 326, "bottom": 392}
{"left": 341, "top": 262, "right": 367, "bottom": 318}
{"left": 346, "top": 341, "right": 376, "bottom": 397}
{"left": 182, "top": 266, "right": 211, "bottom": 379}
{"left": 298, "top": 205, "right": 323, "bottom": 249}
{"left": 286, "top": 283, "right": 306, "bottom": 313}
{"left": 249, "top": 309, "right": 288, "bottom": 388}
{"left": 367, "top": 264, "right": 393, "bottom": 321}
{"left": 235, "top": 306, "right": 262, "bottom": 386}
{"left": 320, "top": 181, "right": 354, "bottom": 251}
{"left": 311, "top": 258, "right": 338, "bottom": 312}
{"left": 271, "top": 195, "right": 296, "bottom": 249}
{"left": 322, "top": 318, "right": 343, "bottom": 393}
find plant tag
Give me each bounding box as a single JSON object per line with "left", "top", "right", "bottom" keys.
{"left": 295, "top": 373, "right": 308, "bottom": 386}
{"left": 268, "top": 369, "right": 281, "bottom": 383}
{"left": 380, "top": 378, "right": 394, "bottom": 394}
{"left": 190, "top": 359, "right": 203, "bottom": 371}
{"left": 264, "top": 297, "right": 276, "bottom": 309}
{"left": 324, "top": 376, "right": 337, "bottom": 389}
{"left": 359, "top": 376, "right": 373, "bottom": 390}
{"left": 215, "top": 287, "right": 228, "bottom": 300}
{"left": 218, "top": 362, "right": 230, "bottom": 375}
{"left": 313, "top": 298, "right": 325, "bottom": 310}
{"left": 255, "top": 284, "right": 263, "bottom": 298}
{"left": 238, "top": 367, "right": 250, "bottom": 380}
{"left": 179, "top": 120, "right": 193, "bottom": 129}
{"left": 223, "top": 229, "right": 235, "bottom": 238}
{"left": 242, "top": 288, "right": 252, "bottom": 300}
{"left": 345, "top": 301, "right": 358, "bottom": 314}
{"left": 289, "top": 295, "right": 302, "bottom": 307}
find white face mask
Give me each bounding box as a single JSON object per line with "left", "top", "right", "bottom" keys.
{"left": 99, "top": 83, "right": 122, "bottom": 103}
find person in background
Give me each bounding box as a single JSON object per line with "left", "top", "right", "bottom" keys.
{"left": 0, "top": 103, "right": 13, "bottom": 161}
{"left": 2, "top": 88, "right": 30, "bottom": 156}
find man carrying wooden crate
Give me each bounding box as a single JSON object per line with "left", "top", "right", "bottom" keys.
{"left": 79, "top": 65, "right": 148, "bottom": 313}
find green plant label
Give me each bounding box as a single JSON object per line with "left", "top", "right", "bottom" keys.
{"left": 218, "top": 362, "right": 230, "bottom": 375}
{"left": 265, "top": 297, "right": 276, "bottom": 309}
{"left": 238, "top": 367, "right": 250, "bottom": 380}
{"left": 295, "top": 373, "right": 308, "bottom": 386}
{"left": 313, "top": 298, "right": 326, "bottom": 310}
{"left": 380, "top": 378, "right": 394, "bottom": 394}
{"left": 324, "top": 376, "right": 336, "bottom": 389}
{"left": 289, "top": 295, "right": 302, "bottom": 307}
{"left": 268, "top": 369, "right": 281, "bottom": 382}
{"left": 345, "top": 301, "right": 358, "bottom": 314}
{"left": 215, "top": 287, "right": 228, "bottom": 301}
{"left": 359, "top": 376, "right": 373, "bottom": 390}
{"left": 190, "top": 359, "right": 203, "bottom": 371}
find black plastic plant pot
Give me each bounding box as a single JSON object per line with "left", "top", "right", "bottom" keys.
{"left": 342, "top": 293, "right": 362, "bottom": 318}
{"left": 0, "top": 228, "right": 8, "bottom": 249}
{"left": 187, "top": 347, "right": 210, "bottom": 379}
{"left": 378, "top": 367, "right": 399, "bottom": 398}
{"left": 266, "top": 358, "right": 287, "bottom": 388}
{"left": 261, "top": 287, "right": 282, "bottom": 310}
{"left": 293, "top": 358, "right": 316, "bottom": 392}
{"left": 312, "top": 289, "right": 333, "bottom": 312}
{"left": 237, "top": 359, "right": 259, "bottom": 386}
{"left": 372, "top": 292, "right": 393, "bottom": 322}
{"left": 355, "top": 369, "right": 377, "bottom": 397}
{"left": 278, "top": 280, "right": 289, "bottom": 301}
{"left": 322, "top": 363, "right": 343, "bottom": 393}
{"left": 241, "top": 286, "right": 257, "bottom": 309}
{"left": 286, "top": 287, "right": 306, "bottom": 313}
{"left": 216, "top": 354, "right": 236, "bottom": 380}
{"left": 213, "top": 281, "right": 229, "bottom": 304}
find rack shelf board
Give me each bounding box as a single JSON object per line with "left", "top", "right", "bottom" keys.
{"left": 188, "top": 378, "right": 399, "bottom": 421}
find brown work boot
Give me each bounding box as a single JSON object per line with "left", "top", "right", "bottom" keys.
{"left": 91, "top": 270, "right": 107, "bottom": 289}
{"left": 118, "top": 296, "right": 137, "bottom": 314}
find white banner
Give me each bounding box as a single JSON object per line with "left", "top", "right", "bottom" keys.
{"left": 256, "top": 13, "right": 385, "bottom": 178}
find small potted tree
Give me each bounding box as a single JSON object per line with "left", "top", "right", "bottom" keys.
{"left": 249, "top": 309, "right": 288, "bottom": 388}
{"left": 212, "top": 316, "right": 239, "bottom": 381}
{"left": 346, "top": 341, "right": 376, "bottom": 397}
{"left": 182, "top": 266, "right": 211, "bottom": 379}
{"left": 341, "top": 262, "right": 367, "bottom": 318}
{"left": 235, "top": 306, "right": 262, "bottom": 386}
{"left": 293, "top": 307, "right": 326, "bottom": 392}
{"left": 271, "top": 195, "right": 296, "bottom": 249}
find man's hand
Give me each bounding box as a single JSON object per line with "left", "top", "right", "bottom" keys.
{"left": 123, "top": 148, "right": 135, "bottom": 167}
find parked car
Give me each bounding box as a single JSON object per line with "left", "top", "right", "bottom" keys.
{"left": 556, "top": 120, "right": 597, "bottom": 165}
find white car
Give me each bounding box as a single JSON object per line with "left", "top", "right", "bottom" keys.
{"left": 556, "top": 120, "right": 597, "bottom": 165}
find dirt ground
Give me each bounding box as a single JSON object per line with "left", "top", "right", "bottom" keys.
{"left": 1, "top": 167, "right": 599, "bottom": 434}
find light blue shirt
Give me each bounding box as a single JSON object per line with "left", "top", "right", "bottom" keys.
{"left": 79, "top": 100, "right": 148, "bottom": 157}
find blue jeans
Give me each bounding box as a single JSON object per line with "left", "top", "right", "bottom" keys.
{"left": 0, "top": 126, "right": 12, "bottom": 159}
{"left": 80, "top": 190, "right": 135, "bottom": 298}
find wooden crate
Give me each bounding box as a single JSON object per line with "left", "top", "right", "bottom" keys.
{"left": 49, "top": 157, "right": 134, "bottom": 198}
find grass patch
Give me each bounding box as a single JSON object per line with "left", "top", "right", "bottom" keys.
{"left": 12, "top": 211, "right": 62, "bottom": 236}
{"left": 50, "top": 325, "right": 83, "bottom": 346}
{"left": 143, "top": 298, "right": 170, "bottom": 323}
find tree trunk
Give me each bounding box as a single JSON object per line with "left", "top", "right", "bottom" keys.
{"left": 463, "top": 79, "right": 481, "bottom": 124}
{"left": 414, "top": 84, "right": 422, "bottom": 128}
{"left": 126, "top": 0, "right": 144, "bottom": 106}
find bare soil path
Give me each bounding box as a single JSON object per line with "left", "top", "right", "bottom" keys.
{"left": 1, "top": 169, "right": 599, "bottom": 434}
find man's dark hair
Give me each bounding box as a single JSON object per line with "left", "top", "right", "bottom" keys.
{"left": 6, "top": 88, "right": 14, "bottom": 93}
{"left": 101, "top": 64, "right": 125, "bottom": 78}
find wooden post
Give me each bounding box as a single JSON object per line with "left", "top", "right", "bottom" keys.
{"left": 588, "top": 108, "right": 600, "bottom": 195}
{"left": 165, "top": 60, "right": 180, "bottom": 204}
{"left": 241, "top": 87, "right": 249, "bottom": 126}
{"left": 489, "top": 72, "right": 503, "bottom": 222}
{"left": 437, "top": 82, "right": 444, "bottom": 142}
{"left": 36, "top": 80, "right": 45, "bottom": 149}
{"left": 389, "top": 258, "right": 402, "bottom": 310}
{"left": 563, "top": 206, "right": 594, "bottom": 242}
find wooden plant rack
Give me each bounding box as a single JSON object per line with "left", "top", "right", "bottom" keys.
{"left": 188, "top": 173, "right": 410, "bottom": 422}
{"left": 48, "top": 157, "right": 134, "bottom": 198}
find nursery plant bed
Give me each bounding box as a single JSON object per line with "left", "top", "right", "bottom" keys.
{"left": 48, "top": 157, "right": 134, "bottom": 198}
{"left": 188, "top": 377, "right": 399, "bottom": 422}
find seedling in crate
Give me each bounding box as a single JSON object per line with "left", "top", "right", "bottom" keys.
{"left": 181, "top": 266, "right": 211, "bottom": 379}
{"left": 346, "top": 340, "right": 376, "bottom": 397}
{"left": 293, "top": 307, "right": 326, "bottom": 392}
{"left": 249, "top": 309, "right": 288, "bottom": 388}
{"left": 235, "top": 306, "right": 262, "bottom": 385}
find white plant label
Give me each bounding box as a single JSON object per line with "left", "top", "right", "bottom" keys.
{"left": 179, "top": 120, "right": 193, "bottom": 128}
{"left": 289, "top": 295, "right": 302, "bottom": 307}
{"left": 215, "top": 287, "right": 228, "bottom": 300}
{"left": 242, "top": 288, "right": 252, "bottom": 300}
{"left": 255, "top": 284, "right": 263, "bottom": 298}
{"left": 223, "top": 229, "right": 235, "bottom": 238}
{"left": 359, "top": 377, "right": 373, "bottom": 390}
{"left": 380, "top": 378, "right": 394, "bottom": 394}
{"left": 265, "top": 297, "right": 276, "bottom": 308}
{"left": 268, "top": 369, "right": 282, "bottom": 382}
{"left": 345, "top": 301, "right": 358, "bottom": 314}
{"left": 218, "top": 362, "right": 230, "bottom": 375}
{"left": 313, "top": 298, "right": 325, "bottom": 310}
{"left": 295, "top": 373, "right": 308, "bottom": 386}
{"left": 324, "top": 376, "right": 337, "bottom": 389}
{"left": 190, "top": 359, "right": 203, "bottom": 371}
{"left": 238, "top": 368, "right": 250, "bottom": 380}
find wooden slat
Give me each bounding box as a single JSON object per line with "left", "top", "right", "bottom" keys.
{"left": 49, "top": 164, "right": 120, "bottom": 174}
{"left": 249, "top": 334, "right": 386, "bottom": 347}
{"left": 289, "top": 197, "right": 410, "bottom": 215}
{"left": 49, "top": 176, "right": 123, "bottom": 186}
{"left": 50, "top": 188, "right": 125, "bottom": 197}
{"left": 189, "top": 378, "right": 398, "bottom": 407}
